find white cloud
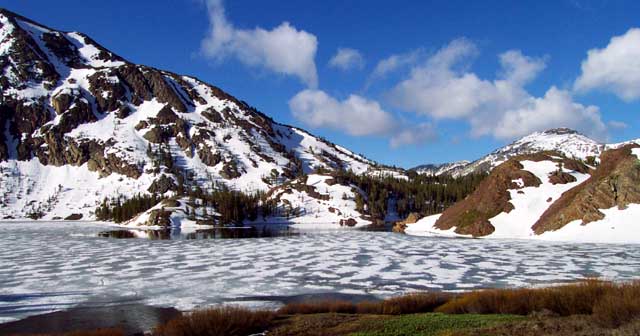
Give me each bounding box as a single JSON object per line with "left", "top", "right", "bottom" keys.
{"left": 328, "top": 48, "right": 365, "bottom": 71}
{"left": 498, "top": 50, "right": 547, "bottom": 85}
{"left": 201, "top": 0, "right": 318, "bottom": 87}
{"left": 491, "top": 87, "right": 606, "bottom": 139}
{"left": 370, "top": 49, "right": 423, "bottom": 80}
{"left": 289, "top": 89, "right": 437, "bottom": 147}
{"left": 288, "top": 89, "right": 397, "bottom": 136}
{"left": 574, "top": 28, "right": 640, "bottom": 101}
{"left": 389, "top": 39, "right": 607, "bottom": 140}
{"left": 389, "top": 123, "right": 437, "bottom": 148}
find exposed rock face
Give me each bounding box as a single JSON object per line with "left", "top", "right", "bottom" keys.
{"left": 533, "top": 144, "right": 640, "bottom": 234}
{"left": 340, "top": 218, "right": 357, "bottom": 227}
{"left": 64, "top": 213, "right": 83, "bottom": 220}
{"left": 548, "top": 171, "right": 577, "bottom": 185}
{"left": 433, "top": 153, "right": 587, "bottom": 237}
{"left": 148, "top": 175, "right": 177, "bottom": 194}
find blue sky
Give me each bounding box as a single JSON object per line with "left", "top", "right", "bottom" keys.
{"left": 6, "top": 0, "right": 640, "bottom": 168}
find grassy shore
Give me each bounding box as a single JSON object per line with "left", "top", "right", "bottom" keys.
{"left": 19, "top": 279, "right": 640, "bottom": 336}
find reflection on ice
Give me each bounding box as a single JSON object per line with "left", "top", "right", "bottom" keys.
{"left": 98, "top": 225, "right": 301, "bottom": 240}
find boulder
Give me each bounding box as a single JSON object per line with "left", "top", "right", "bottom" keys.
{"left": 148, "top": 175, "right": 176, "bottom": 194}
{"left": 393, "top": 212, "right": 421, "bottom": 233}
{"left": 340, "top": 218, "right": 358, "bottom": 227}
{"left": 64, "top": 213, "right": 83, "bottom": 220}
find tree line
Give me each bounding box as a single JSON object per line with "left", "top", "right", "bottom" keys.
{"left": 331, "top": 169, "right": 487, "bottom": 220}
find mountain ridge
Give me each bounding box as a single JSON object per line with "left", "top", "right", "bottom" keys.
{"left": 413, "top": 128, "right": 604, "bottom": 177}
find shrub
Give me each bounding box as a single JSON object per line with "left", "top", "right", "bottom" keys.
{"left": 153, "top": 306, "right": 276, "bottom": 336}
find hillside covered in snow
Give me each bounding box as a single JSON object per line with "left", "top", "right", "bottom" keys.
{"left": 0, "top": 8, "right": 376, "bottom": 220}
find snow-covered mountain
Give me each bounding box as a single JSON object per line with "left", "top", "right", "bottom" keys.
{"left": 0, "top": 9, "right": 375, "bottom": 219}
{"left": 412, "top": 161, "right": 470, "bottom": 176}
{"left": 406, "top": 144, "right": 640, "bottom": 243}
{"left": 415, "top": 128, "right": 603, "bottom": 177}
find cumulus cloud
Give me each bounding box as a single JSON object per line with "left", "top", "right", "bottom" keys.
{"left": 289, "top": 89, "right": 437, "bottom": 147}
{"left": 370, "top": 49, "right": 423, "bottom": 80}
{"left": 491, "top": 87, "right": 606, "bottom": 139}
{"left": 389, "top": 39, "right": 607, "bottom": 140}
{"left": 201, "top": 0, "right": 318, "bottom": 87}
{"left": 498, "top": 50, "right": 547, "bottom": 85}
{"left": 329, "top": 48, "right": 365, "bottom": 71}
{"left": 574, "top": 28, "right": 640, "bottom": 101}
{"left": 289, "top": 89, "right": 397, "bottom": 136}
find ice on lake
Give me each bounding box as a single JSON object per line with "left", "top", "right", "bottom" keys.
{"left": 1, "top": 221, "right": 640, "bottom": 323}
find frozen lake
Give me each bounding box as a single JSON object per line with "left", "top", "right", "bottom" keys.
{"left": 1, "top": 221, "right": 640, "bottom": 323}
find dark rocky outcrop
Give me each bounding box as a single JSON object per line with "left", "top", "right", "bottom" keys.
{"left": 198, "top": 146, "right": 222, "bottom": 167}
{"left": 88, "top": 71, "right": 127, "bottom": 113}
{"left": 339, "top": 218, "right": 357, "bottom": 227}
{"left": 201, "top": 107, "right": 223, "bottom": 123}
{"left": 148, "top": 175, "right": 177, "bottom": 194}
{"left": 548, "top": 171, "right": 577, "bottom": 185}
{"left": 64, "top": 213, "right": 83, "bottom": 220}
{"left": 220, "top": 160, "right": 242, "bottom": 179}
{"left": 392, "top": 212, "right": 420, "bottom": 233}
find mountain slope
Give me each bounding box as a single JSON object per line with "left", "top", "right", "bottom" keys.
{"left": 414, "top": 128, "right": 602, "bottom": 177}
{"left": 0, "top": 8, "right": 374, "bottom": 219}
{"left": 405, "top": 145, "right": 640, "bottom": 243}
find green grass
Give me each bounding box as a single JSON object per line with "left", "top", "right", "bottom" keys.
{"left": 349, "top": 313, "right": 524, "bottom": 336}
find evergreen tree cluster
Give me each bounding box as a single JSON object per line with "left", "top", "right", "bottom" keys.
{"left": 189, "top": 185, "right": 276, "bottom": 224}
{"left": 95, "top": 193, "right": 163, "bottom": 223}
{"left": 331, "top": 169, "right": 487, "bottom": 220}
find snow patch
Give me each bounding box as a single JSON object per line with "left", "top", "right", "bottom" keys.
{"left": 488, "top": 160, "right": 589, "bottom": 239}
{"left": 538, "top": 204, "right": 640, "bottom": 244}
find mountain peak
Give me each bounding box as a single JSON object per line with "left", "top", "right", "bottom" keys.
{"left": 541, "top": 128, "right": 580, "bottom": 136}
{"left": 414, "top": 128, "right": 602, "bottom": 177}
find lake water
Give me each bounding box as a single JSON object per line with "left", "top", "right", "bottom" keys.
{"left": 1, "top": 221, "right": 640, "bottom": 323}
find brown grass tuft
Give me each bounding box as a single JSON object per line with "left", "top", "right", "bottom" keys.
{"left": 378, "top": 292, "right": 453, "bottom": 315}
{"left": 437, "top": 279, "right": 640, "bottom": 327}
{"left": 592, "top": 281, "right": 640, "bottom": 328}
{"left": 153, "top": 305, "right": 276, "bottom": 336}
